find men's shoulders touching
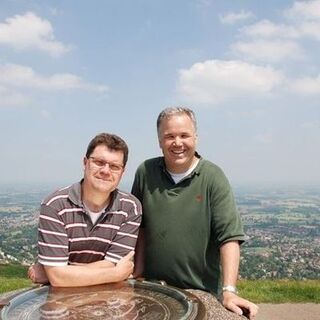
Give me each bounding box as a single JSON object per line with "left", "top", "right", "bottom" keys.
{"left": 116, "top": 189, "right": 142, "bottom": 216}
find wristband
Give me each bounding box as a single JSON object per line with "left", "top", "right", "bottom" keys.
{"left": 222, "top": 285, "right": 238, "bottom": 294}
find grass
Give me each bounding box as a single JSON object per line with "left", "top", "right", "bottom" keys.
{"left": 238, "top": 279, "right": 320, "bottom": 303}
{"left": 0, "top": 264, "right": 319, "bottom": 303}
{"left": 0, "top": 264, "right": 32, "bottom": 294}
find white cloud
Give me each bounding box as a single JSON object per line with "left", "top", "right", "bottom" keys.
{"left": 298, "top": 21, "right": 320, "bottom": 40}
{"left": 231, "top": 39, "right": 304, "bottom": 63}
{"left": 0, "top": 63, "right": 108, "bottom": 107}
{"left": 290, "top": 74, "right": 320, "bottom": 95}
{"left": 242, "top": 18, "right": 320, "bottom": 41}
{"left": 0, "top": 12, "right": 70, "bottom": 57}
{"left": 0, "top": 63, "right": 109, "bottom": 93}
{"left": 231, "top": 3, "right": 320, "bottom": 64}
{"left": 177, "top": 60, "right": 284, "bottom": 105}
{"left": 219, "top": 10, "right": 254, "bottom": 25}
{"left": 285, "top": 0, "right": 320, "bottom": 21}
{"left": 241, "top": 19, "right": 299, "bottom": 39}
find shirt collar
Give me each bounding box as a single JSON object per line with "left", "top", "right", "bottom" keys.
{"left": 68, "top": 179, "right": 119, "bottom": 212}
{"left": 158, "top": 152, "right": 202, "bottom": 175}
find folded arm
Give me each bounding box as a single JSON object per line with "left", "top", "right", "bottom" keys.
{"left": 29, "top": 251, "right": 134, "bottom": 287}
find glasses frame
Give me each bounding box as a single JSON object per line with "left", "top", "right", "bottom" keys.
{"left": 88, "top": 156, "right": 124, "bottom": 173}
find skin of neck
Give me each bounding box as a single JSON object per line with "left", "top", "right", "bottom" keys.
{"left": 81, "top": 182, "right": 111, "bottom": 212}
{"left": 165, "top": 154, "right": 198, "bottom": 174}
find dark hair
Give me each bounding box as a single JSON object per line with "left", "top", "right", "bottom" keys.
{"left": 156, "top": 107, "right": 197, "bottom": 137}
{"left": 85, "top": 133, "right": 129, "bottom": 167}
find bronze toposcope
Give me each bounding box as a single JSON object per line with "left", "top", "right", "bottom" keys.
{"left": 0, "top": 279, "right": 207, "bottom": 319}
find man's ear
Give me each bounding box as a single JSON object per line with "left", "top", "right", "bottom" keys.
{"left": 83, "top": 157, "right": 87, "bottom": 169}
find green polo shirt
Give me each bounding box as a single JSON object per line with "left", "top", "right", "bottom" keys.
{"left": 131, "top": 155, "right": 245, "bottom": 294}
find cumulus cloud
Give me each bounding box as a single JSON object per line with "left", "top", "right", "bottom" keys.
{"left": 285, "top": 0, "right": 320, "bottom": 20}
{"left": 242, "top": 18, "right": 320, "bottom": 41}
{"left": 231, "top": 20, "right": 303, "bottom": 63}
{"left": 180, "top": 1, "right": 320, "bottom": 104}
{"left": 241, "top": 19, "right": 299, "bottom": 39}
{"left": 0, "top": 64, "right": 108, "bottom": 107}
{"left": 0, "top": 63, "right": 108, "bottom": 93}
{"left": 231, "top": 39, "right": 304, "bottom": 63}
{"left": 0, "top": 12, "right": 71, "bottom": 57}
{"left": 219, "top": 10, "right": 254, "bottom": 25}
{"left": 177, "top": 60, "right": 284, "bottom": 105}
{"left": 230, "top": 1, "right": 320, "bottom": 63}
{"left": 298, "top": 21, "right": 320, "bottom": 40}
{"left": 290, "top": 74, "right": 320, "bottom": 95}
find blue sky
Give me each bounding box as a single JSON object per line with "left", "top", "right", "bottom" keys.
{"left": 0, "top": 0, "right": 319, "bottom": 189}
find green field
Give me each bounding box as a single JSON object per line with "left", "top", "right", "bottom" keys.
{"left": 0, "top": 264, "right": 32, "bottom": 294}
{"left": 1, "top": 264, "right": 319, "bottom": 303}
{"left": 238, "top": 279, "right": 320, "bottom": 303}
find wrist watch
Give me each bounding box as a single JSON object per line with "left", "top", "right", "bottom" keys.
{"left": 222, "top": 285, "right": 238, "bottom": 294}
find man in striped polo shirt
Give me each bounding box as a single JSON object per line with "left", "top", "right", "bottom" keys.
{"left": 29, "top": 133, "right": 142, "bottom": 287}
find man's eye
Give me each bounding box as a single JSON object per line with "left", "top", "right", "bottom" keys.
{"left": 94, "top": 160, "right": 105, "bottom": 167}
{"left": 109, "top": 164, "right": 121, "bottom": 171}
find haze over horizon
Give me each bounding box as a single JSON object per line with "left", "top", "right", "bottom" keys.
{"left": 1, "top": 0, "right": 319, "bottom": 188}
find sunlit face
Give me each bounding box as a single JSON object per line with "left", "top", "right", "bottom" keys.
{"left": 83, "top": 145, "right": 125, "bottom": 194}
{"left": 158, "top": 114, "right": 198, "bottom": 174}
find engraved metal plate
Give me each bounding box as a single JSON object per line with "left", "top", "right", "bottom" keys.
{"left": 0, "top": 280, "right": 206, "bottom": 319}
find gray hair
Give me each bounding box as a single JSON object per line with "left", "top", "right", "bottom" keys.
{"left": 156, "top": 107, "right": 197, "bottom": 137}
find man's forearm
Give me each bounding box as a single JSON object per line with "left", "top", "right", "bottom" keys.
{"left": 220, "top": 240, "right": 240, "bottom": 287}
{"left": 45, "top": 262, "right": 119, "bottom": 287}
{"left": 219, "top": 241, "right": 259, "bottom": 319}
{"left": 44, "top": 252, "right": 134, "bottom": 287}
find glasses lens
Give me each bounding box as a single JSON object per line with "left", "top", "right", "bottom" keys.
{"left": 89, "top": 157, "right": 122, "bottom": 172}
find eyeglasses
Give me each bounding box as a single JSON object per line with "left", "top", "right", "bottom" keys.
{"left": 88, "top": 157, "right": 123, "bottom": 173}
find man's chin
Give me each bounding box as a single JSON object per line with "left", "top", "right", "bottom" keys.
{"left": 94, "top": 181, "right": 115, "bottom": 192}
{"left": 166, "top": 159, "right": 189, "bottom": 171}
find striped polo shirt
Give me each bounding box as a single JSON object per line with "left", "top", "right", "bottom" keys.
{"left": 38, "top": 181, "right": 142, "bottom": 267}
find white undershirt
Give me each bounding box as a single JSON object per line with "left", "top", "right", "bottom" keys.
{"left": 167, "top": 159, "right": 200, "bottom": 184}
{"left": 83, "top": 202, "right": 107, "bottom": 225}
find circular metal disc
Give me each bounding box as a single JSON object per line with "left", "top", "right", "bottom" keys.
{"left": 1, "top": 280, "right": 206, "bottom": 319}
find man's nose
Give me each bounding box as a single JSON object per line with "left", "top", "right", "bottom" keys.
{"left": 173, "top": 137, "right": 182, "bottom": 145}
{"left": 100, "top": 162, "right": 112, "bottom": 173}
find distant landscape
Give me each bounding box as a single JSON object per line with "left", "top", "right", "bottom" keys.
{"left": 0, "top": 183, "right": 319, "bottom": 280}
{"left": 235, "top": 184, "right": 319, "bottom": 280}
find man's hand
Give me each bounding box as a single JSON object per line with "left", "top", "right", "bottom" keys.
{"left": 115, "top": 251, "right": 135, "bottom": 281}
{"left": 222, "top": 291, "right": 259, "bottom": 320}
{"left": 28, "top": 263, "right": 49, "bottom": 284}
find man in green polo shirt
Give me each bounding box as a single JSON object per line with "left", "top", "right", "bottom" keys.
{"left": 132, "top": 107, "right": 258, "bottom": 319}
